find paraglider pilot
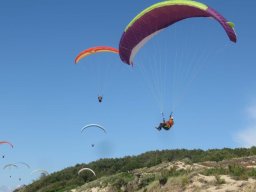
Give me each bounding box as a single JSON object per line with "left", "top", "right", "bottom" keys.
{"left": 98, "top": 95, "right": 103, "bottom": 103}
{"left": 156, "top": 113, "right": 174, "bottom": 131}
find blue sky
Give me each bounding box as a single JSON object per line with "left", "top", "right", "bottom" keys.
{"left": 0, "top": 0, "right": 255, "bottom": 190}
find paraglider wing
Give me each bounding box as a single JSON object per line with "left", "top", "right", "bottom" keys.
{"left": 81, "top": 124, "right": 106, "bottom": 134}
{"left": 31, "top": 169, "right": 49, "bottom": 176}
{"left": 78, "top": 167, "right": 96, "bottom": 176}
{"left": 16, "top": 162, "right": 30, "bottom": 169}
{"left": 0, "top": 141, "right": 14, "bottom": 148}
{"left": 119, "top": 0, "right": 237, "bottom": 65}
{"left": 3, "top": 164, "right": 18, "bottom": 170}
{"left": 75, "top": 46, "right": 119, "bottom": 64}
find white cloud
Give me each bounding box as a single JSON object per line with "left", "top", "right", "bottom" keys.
{"left": 234, "top": 104, "right": 256, "bottom": 147}
{"left": 247, "top": 105, "right": 256, "bottom": 119}
{"left": 235, "top": 127, "right": 256, "bottom": 147}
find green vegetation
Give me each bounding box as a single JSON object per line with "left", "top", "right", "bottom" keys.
{"left": 18, "top": 146, "right": 256, "bottom": 192}
{"left": 202, "top": 164, "right": 256, "bottom": 180}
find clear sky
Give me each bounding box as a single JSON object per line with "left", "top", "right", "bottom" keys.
{"left": 0, "top": 0, "right": 255, "bottom": 190}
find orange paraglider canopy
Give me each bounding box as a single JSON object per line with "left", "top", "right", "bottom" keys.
{"left": 0, "top": 141, "right": 13, "bottom": 148}
{"left": 75, "top": 46, "right": 119, "bottom": 64}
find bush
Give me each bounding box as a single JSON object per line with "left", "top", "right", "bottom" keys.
{"left": 215, "top": 175, "right": 225, "bottom": 185}
{"left": 181, "top": 175, "right": 189, "bottom": 187}
{"left": 159, "top": 176, "right": 168, "bottom": 186}
{"left": 248, "top": 168, "right": 256, "bottom": 178}
{"left": 138, "top": 175, "right": 155, "bottom": 189}
{"left": 113, "top": 178, "right": 126, "bottom": 189}
{"left": 228, "top": 164, "right": 248, "bottom": 180}
{"left": 202, "top": 167, "right": 227, "bottom": 176}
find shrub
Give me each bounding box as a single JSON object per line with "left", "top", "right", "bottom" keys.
{"left": 215, "top": 175, "right": 225, "bottom": 185}
{"left": 159, "top": 176, "right": 168, "bottom": 186}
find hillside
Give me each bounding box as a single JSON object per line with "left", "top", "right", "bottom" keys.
{"left": 15, "top": 147, "right": 256, "bottom": 192}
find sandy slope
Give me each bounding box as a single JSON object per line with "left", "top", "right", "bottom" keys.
{"left": 69, "top": 156, "right": 256, "bottom": 192}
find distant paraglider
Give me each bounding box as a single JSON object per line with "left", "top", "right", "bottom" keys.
{"left": 81, "top": 124, "right": 106, "bottom": 148}
{"left": 74, "top": 46, "right": 119, "bottom": 103}
{"left": 78, "top": 167, "right": 96, "bottom": 176}
{"left": 0, "top": 141, "right": 13, "bottom": 160}
{"left": 3, "top": 164, "right": 18, "bottom": 179}
{"left": 31, "top": 169, "right": 49, "bottom": 178}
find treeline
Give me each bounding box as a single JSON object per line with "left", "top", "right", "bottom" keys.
{"left": 18, "top": 147, "right": 256, "bottom": 192}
